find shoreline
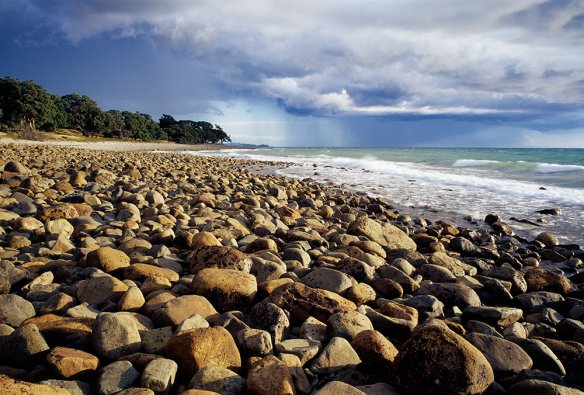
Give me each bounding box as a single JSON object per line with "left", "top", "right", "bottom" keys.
{"left": 0, "top": 137, "right": 238, "bottom": 152}
{"left": 0, "top": 140, "right": 583, "bottom": 393}
{"left": 188, "top": 148, "right": 584, "bottom": 247}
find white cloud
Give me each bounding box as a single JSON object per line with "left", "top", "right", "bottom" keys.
{"left": 15, "top": 0, "right": 584, "bottom": 118}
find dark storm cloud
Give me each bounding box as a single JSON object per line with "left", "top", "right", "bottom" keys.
{"left": 2, "top": 0, "right": 584, "bottom": 146}
{"left": 5, "top": 0, "right": 583, "bottom": 118}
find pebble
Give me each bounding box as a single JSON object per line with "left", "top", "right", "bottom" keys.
{"left": 246, "top": 355, "right": 295, "bottom": 395}
{"left": 466, "top": 332, "right": 533, "bottom": 376}
{"left": 189, "top": 366, "right": 245, "bottom": 395}
{"left": 0, "top": 294, "right": 35, "bottom": 326}
{"left": 92, "top": 312, "right": 142, "bottom": 359}
{"left": 191, "top": 268, "right": 257, "bottom": 312}
{"left": 98, "top": 360, "right": 140, "bottom": 395}
{"left": 309, "top": 336, "right": 361, "bottom": 374}
{"left": 236, "top": 327, "right": 273, "bottom": 355}
{"left": 392, "top": 320, "right": 494, "bottom": 394}
{"left": 140, "top": 357, "right": 178, "bottom": 394}
{"left": 327, "top": 310, "right": 374, "bottom": 340}
{"left": 46, "top": 346, "right": 100, "bottom": 378}
{"left": 0, "top": 142, "right": 583, "bottom": 394}
{"left": 300, "top": 267, "right": 353, "bottom": 294}
{"left": 165, "top": 326, "right": 241, "bottom": 377}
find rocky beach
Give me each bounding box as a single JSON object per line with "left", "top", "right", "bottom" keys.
{"left": 0, "top": 139, "right": 583, "bottom": 395}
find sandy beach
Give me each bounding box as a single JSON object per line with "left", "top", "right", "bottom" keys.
{"left": 0, "top": 139, "right": 582, "bottom": 394}
{"left": 0, "top": 138, "right": 235, "bottom": 152}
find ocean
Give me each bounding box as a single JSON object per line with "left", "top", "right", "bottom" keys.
{"left": 187, "top": 147, "right": 584, "bottom": 246}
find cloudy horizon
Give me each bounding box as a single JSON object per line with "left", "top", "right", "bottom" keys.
{"left": 2, "top": 0, "right": 584, "bottom": 147}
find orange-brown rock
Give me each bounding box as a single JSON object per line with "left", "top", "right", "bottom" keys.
{"left": 77, "top": 275, "right": 129, "bottom": 305}
{"left": 46, "top": 346, "right": 99, "bottom": 378}
{"left": 191, "top": 268, "right": 257, "bottom": 312}
{"left": 392, "top": 320, "right": 494, "bottom": 394}
{"left": 24, "top": 314, "right": 94, "bottom": 346}
{"left": 165, "top": 327, "right": 241, "bottom": 377}
{"left": 525, "top": 268, "right": 574, "bottom": 295}
{"left": 351, "top": 330, "right": 398, "bottom": 371}
{"left": 379, "top": 301, "right": 419, "bottom": 326}
{"left": 187, "top": 231, "right": 222, "bottom": 250}
{"left": 124, "top": 263, "right": 180, "bottom": 283}
{"left": 187, "top": 246, "right": 252, "bottom": 274}
{"left": 0, "top": 374, "right": 69, "bottom": 394}
{"left": 246, "top": 355, "right": 295, "bottom": 395}
{"left": 151, "top": 295, "right": 218, "bottom": 326}
{"left": 86, "top": 246, "right": 131, "bottom": 273}
{"left": 268, "top": 282, "right": 356, "bottom": 323}
{"left": 38, "top": 203, "right": 79, "bottom": 221}
{"left": 72, "top": 203, "right": 93, "bottom": 216}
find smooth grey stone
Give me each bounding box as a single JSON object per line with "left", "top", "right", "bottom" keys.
{"left": 140, "top": 358, "right": 178, "bottom": 394}
{"left": 98, "top": 361, "right": 140, "bottom": 395}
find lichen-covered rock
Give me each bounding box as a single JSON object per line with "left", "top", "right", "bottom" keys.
{"left": 191, "top": 268, "right": 257, "bottom": 312}
{"left": 392, "top": 320, "right": 494, "bottom": 394}
{"left": 245, "top": 301, "right": 289, "bottom": 344}
{"left": 247, "top": 355, "right": 294, "bottom": 395}
{"left": 187, "top": 246, "right": 252, "bottom": 274}
{"left": 351, "top": 329, "right": 398, "bottom": 371}
{"left": 525, "top": 268, "right": 574, "bottom": 295}
{"left": 38, "top": 203, "right": 79, "bottom": 221}
{"left": 269, "top": 282, "right": 357, "bottom": 323}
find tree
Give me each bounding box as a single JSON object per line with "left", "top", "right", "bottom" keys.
{"left": 61, "top": 93, "right": 105, "bottom": 136}
{"left": 103, "top": 110, "right": 125, "bottom": 137}
{"left": 122, "top": 111, "right": 162, "bottom": 141}
{"left": 160, "top": 116, "right": 231, "bottom": 145}
{"left": 159, "top": 114, "right": 177, "bottom": 129}
{"left": 43, "top": 94, "right": 68, "bottom": 131}
{"left": 0, "top": 76, "right": 229, "bottom": 143}
{"left": 0, "top": 77, "right": 57, "bottom": 131}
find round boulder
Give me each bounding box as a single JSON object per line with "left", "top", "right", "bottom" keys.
{"left": 392, "top": 320, "right": 494, "bottom": 394}
{"left": 165, "top": 326, "right": 241, "bottom": 377}
{"left": 191, "top": 268, "right": 257, "bottom": 313}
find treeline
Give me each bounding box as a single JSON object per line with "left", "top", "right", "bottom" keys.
{"left": 0, "top": 77, "right": 231, "bottom": 144}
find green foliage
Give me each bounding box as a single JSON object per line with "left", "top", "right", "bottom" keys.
{"left": 0, "top": 76, "right": 57, "bottom": 131}
{"left": 0, "top": 77, "right": 231, "bottom": 144}
{"left": 160, "top": 114, "right": 231, "bottom": 144}
{"left": 103, "top": 110, "right": 125, "bottom": 137}
{"left": 61, "top": 93, "right": 107, "bottom": 136}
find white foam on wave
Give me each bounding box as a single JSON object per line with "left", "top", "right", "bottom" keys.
{"left": 452, "top": 159, "right": 500, "bottom": 167}
{"left": 535, "top": 163, "right": 584, "bottom": 173}
{"left": 186, "top": 149, "right": 584, "bottom": 207}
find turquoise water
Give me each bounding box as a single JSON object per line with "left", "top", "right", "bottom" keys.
{"left": 256, "top": 147, "right": 584, "bottom": 189}
{"left": 190, "top": 147, "right": 584, "bottom": 245}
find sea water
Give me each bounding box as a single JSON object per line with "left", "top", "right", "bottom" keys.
{"left": 187, "top": 147, "right": 584, "bottom": 246}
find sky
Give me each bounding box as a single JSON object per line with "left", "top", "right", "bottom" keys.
{"left": 1, "top": 0, "right": 584, "bottom": 147}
